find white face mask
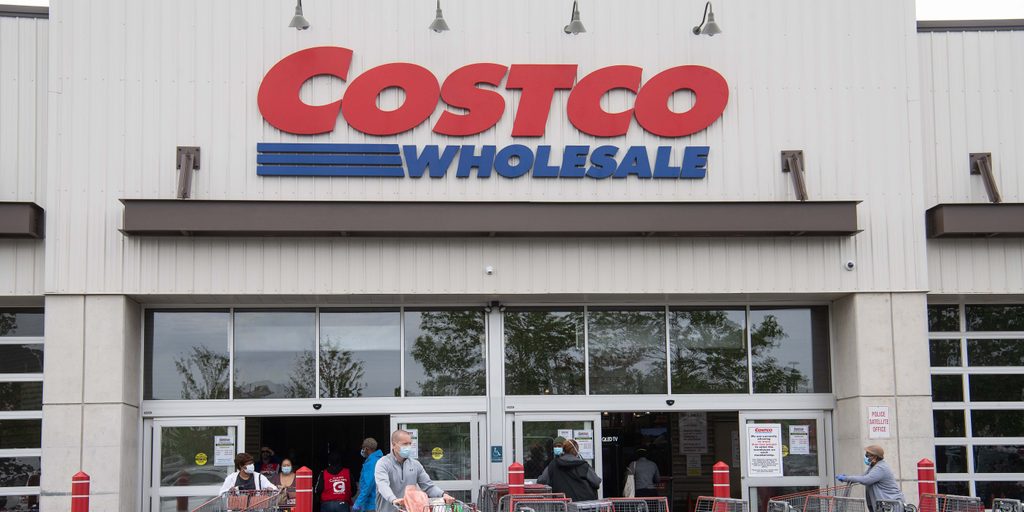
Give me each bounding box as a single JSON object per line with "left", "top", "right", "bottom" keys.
{"left": 244, "top": 464, "right": 256, "bottom": 474}
{"left": 281, "top": 466, "right": 293, "bottom": 474}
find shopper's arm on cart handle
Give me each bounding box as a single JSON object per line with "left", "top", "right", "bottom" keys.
{"left": 219, "top": 472, "right": 238, "bottom": 495}
{"left": 841, "top": 466, "right": 884, "bottom": 485}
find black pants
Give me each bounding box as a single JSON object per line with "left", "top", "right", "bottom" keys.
{"left": 636, "top": 488, "right": 658, "bottom": 497}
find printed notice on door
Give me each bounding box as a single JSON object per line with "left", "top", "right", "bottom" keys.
{"left": 789, "top": 425, "right": 810, "bottom": 455}
{"left": 679, "top": 412, "right": 708, "bottom": 454}
{"left": 214, "top": 435, "right": 235, "bottom": 466}
{"left": 746, "top": 423, "right": 783, "bottom": 477}
{"left": 407, "top": 429, "right": 419, "bottom": 458}
{"left": 574, "top": 429, "right": 595, "bottom": 460}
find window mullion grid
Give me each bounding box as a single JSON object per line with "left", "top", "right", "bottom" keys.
{"left": 664, "top": 305, "right": 671, "bottom": 395}
{"left": 314, "top": 307, "right": 321, "bottom": 400}
{"left": 746, "top": 305, "right": 754, "bottom": 394}
{"left": 228, "top": 307, "right": 235, "bottom": 401}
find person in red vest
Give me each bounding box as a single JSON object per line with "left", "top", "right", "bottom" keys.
{"left": 315, "top": 450, "right": 353, "bottom": 512}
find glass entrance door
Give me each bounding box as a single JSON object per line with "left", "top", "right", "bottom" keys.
{"left": 738, "top": 411, "right": 832, "bottom": 512}
{"left": 391, "top": 414, "right": 482, "bottom": 504}
{"left": 513, "top": 413, "right": 603, "bottom": 495}
{"left": 145, "top": 417, "right": 245, "bottom": 512}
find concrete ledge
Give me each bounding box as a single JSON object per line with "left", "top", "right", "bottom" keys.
{"left": 0, "top": 202, "right": 44, "bottom": 239}
{"left": 120, "top": 199, "right": 861, "bottom": 238}
{"left": 926, "top": 203, "right": 1024, "bottom": 238}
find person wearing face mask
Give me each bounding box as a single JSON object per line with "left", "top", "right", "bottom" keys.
{"left": 257, "top": 446, "right": 281, "bottom": 479}
{"left": 220, "top": 452, "right": 278, "bottom": 495}
{"left": 374, "top": 430, "right": 455, "bottom": 512}
{"left": 537, "top": 438, "right": 601, "bottom": 502}
{"left": 354, "top": 438, "right": 384, "bottom": 512}
{"left": 271, "top": 458, "right": 298, "bottom": 509}
{"left": 836, "top": 445, "right": 905, "bottom": 512}
{"left": 315, "top": 451, "right": 353, "bottom": 512}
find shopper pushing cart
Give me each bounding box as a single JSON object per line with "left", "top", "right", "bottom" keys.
{"left": 837, "top": 445, "right": 905, "bottom": 512}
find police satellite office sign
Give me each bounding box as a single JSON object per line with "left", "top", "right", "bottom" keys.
{"left": 256, "top": 46, "right": 728, "bottom": 179}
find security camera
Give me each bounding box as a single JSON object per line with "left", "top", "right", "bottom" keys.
{"left": 312, "top": 403, "right": 322, "bottom": 410}
{"left": 485, "top": 266, "right": 495, "bottom": 275}
{"left": 845, "top": 260, "right": 856, "bottom": 271}
{"left": 666, "top": 399, "right": 675, "bottom": 406}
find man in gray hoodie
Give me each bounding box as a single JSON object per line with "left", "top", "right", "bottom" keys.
{"left": 838, "top": 445, "right": 905, "bottom": 512}
{"left": 374, "top": 430, "right": 454, "bottom": 512}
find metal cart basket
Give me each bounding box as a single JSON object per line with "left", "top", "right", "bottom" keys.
{"left": 190, "top": 488, "right": 283, "bottom": 512}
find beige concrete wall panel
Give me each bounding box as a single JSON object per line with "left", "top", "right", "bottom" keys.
{"left": 890, "top": 293, "right": 931, "bottom": 396}
{"left": 41, "top": 295, "right": 84, "bottom": 404}
{"left": 80, "top": 403, "right": 139, "bottom": 512}
{"left": 44, "top": 0, "right": 927, "bottom": 294}
{"left": 39, "top": 403, "right": 82, "bottom": 512}
{"left": 82, "top": 296, "right": 142, "bottom": 406}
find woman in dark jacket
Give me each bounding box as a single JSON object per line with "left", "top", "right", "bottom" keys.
{"left": 537, "top": 438, "right": 601, "bottom": 501}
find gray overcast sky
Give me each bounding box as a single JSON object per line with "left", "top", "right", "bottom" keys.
{"left": 4, "top": 1, "right": 1024, "bottom": 20}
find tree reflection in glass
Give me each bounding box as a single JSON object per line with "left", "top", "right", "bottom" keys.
{"left": 147, "top": 311, "right": 230, "bottom": 400}
{"left": 319, "top": 310, "right": 401, "bottom": 398}
{"left": 233, "top": 310, "right": 315, "bottom": 399}
{"left": 405, "top": 310, "right": 486, "bottom": 397}
{"left": 750, "top": 307, "right": 830, "bottom": 393}
{"left": 670, "top": 309, "right": 748, "bottom": 393}
{"left": 587, "top": 309, "right": 667, "bottom": 394}
{"left": 504, "top": 309, "right": 584, "bottom": 395}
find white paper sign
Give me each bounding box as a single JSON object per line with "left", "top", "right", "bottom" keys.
{"left": 789, "top": 425, "right": 810, "bottom": 455}
{"left": 686, "top": 454, "right": 702, "bottom": 476}
{"left": 747, "top": 423, "right": 783, "bottom": 477}
{"left": 868, "top": 406, "right": 891, "bottom": 439}
{"left": 214, "top": 436, "right": 235, "bottom": 467}
{"left": 558, "top": 429, "right": 574, "bottom": 440}
{"left": 574, "top": 430, "right": 595, "bottom": 460}
{"left": 407, "top": 429, "right": 420, "bottom": 458}
{"left": 679, "top": 412, "right": 708, "bottom": 454}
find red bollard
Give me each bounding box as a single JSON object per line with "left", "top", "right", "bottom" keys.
{"left": 508, "top": 462, "right": 525, "bottom": 495}
{"left": 713, "top": 461, "right": 730, "bottom": 498}
{"left": 295, "top": 466, "right": 313, "bottom": 512}
{"left": 918, "top": 459, "right": 936, "bottom": 502}
{"left": 71, "top": 471, "right": 90, "bottom": 512}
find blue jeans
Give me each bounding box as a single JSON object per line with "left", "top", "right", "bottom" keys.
{"left": 322, "top": 502, "right": 351, "bottom": 512}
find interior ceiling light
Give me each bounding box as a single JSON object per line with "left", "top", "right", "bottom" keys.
{"left": 429, "top": 0, "right": 450, "bottom": 32}
{"left": 692, "top": 1, "right": 721, "bottom": 36}
{"left": 564, "top": 0, "right": 586, "bottom": 34}
{"left": 289, "top": 0, "right": 310, "bottom": 30}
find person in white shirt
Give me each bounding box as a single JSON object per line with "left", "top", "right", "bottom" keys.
{"left": 220, "top": 452, "right": 278, "bottom": 494}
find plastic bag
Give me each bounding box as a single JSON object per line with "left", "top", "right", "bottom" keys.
{"left": 404, "top": 484, "right": 430, "bottom": 512}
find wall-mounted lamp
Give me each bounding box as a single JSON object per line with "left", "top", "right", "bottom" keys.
{"left": 692, "top": 1, "right": 721, "bottom": 36}
{"left": 564, "top": 0, "right": 586, "bottom": 34}
{"left": 781, "top": 150, "right": 808, "bottom": 201}
{"left": 289, "top": 0, "right": 310, "bottom": 30}
{"left": 176, "top": 147, "right": 201, "bottom": 199}
{"left": 970, "top": 153, "right": 1001, "bottom": 203}
{"left": 429, "top": 0, "right": 450, "bottom": 32}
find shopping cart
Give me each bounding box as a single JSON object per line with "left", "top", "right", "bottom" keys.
{"left": 993, "top": 499, "right": 1022, "bottom": 512}
{"left": 876, "top": 499, "right": 918, "bottom": 512}
{"left": 918, "top": 493, "right": 984, "bottom": 512}
{"left": 502, "top": 496, "right": 572, "bottom": 512}
{"left": 190, "top": 488, "right": 283, "bottom": 512}
{"left": 497, "top": 493, "right": 568, "bottom": 512}
{"left": 695, "top": 496, "right": 748, "bottom": 512}
{"left": 607, "top": 497, "right": 670, "bottom": 512}
{"left": 568, "top": 500, "right": 614, "bottom": 512}
{"left": 478, "top": 483, "right": 554, "bottom": 512}
{"left": 767, "top": 485, "right": 854, "bottom": 512}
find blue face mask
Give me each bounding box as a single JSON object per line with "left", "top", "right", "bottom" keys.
{"left": 360, "top": 449, "right": 367, "bottom": 458}
{"left": 864, "top": 456, "right": 872, "bottom": 466}
{"left": 281, "top": 466, "right": 292, "bottom": 474}
{"left": 553, "top": 447, "right": 564, "bottom": 456}
{"left": 399, "top": 445, "right": 414, "bottom": 459}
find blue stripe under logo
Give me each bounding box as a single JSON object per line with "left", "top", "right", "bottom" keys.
{"left": 256, "top": 143, "right": 404, "bottom": 177}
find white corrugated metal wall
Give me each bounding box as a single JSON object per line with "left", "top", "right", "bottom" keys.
{"left": 920, "top": 29, "right": 1024, "bottom": 295}
{"left": 44, "top": 0, "right": 928, "bottom": 296}
{"left": 0, "top": 15, "right": 46, "bottom": 297}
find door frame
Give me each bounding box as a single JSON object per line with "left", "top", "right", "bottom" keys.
{"left": 391, "top": 413, "right": 483, "bottom": 503}
{"left": 737, "top": 410, "right": 833, "bottom": 506}
{"left": 143, "top": 416, "right": 246, "bottom": 512}
{"left": 511, "top": 412, "right": 604, "bottom": 496}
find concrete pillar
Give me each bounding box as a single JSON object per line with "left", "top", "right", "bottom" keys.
{"left": 41, "top": 295, "right": 141, "bottom": 512}
{"left": 832, "top": 293, "right": 934, "bottom": 504}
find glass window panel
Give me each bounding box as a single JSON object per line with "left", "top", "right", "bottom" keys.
{"left": 521, "top": 420, "right": 593, "bottom": 479}
{"left": 160, "top": 426, "right": 237, "bottom": 487}
{"left": 404, "top": 310, "right": 486, "bottom": 397}
{"left": 0, "top": 382, "right": 42, "bottom": 411}
{"left": 930, "top": 340, "right": 962, "bottom": 367}
{"left": 319, "top": 310, "right": 401, "bottom": 398}
{"left": 0, "top": 344, "right": 44, "bottom": 374}
{"left": 967, "top": 339, "right": 1024, "bottom": 367}
{"left": 0, "top": 457, "right": 40, "bottom": 487}
{"left": 160, "top": 497, "right": 217, "bottom": 511}
{"left": 233, "top": 310, "right": 315, "bottom": 399}
{"left": 935, "top": 482, "right": 968, "bottom": 496}
{"left": 504, "top": 309, "right": 585, "bottom": 395}
{"left": 972, "top": 410, "right": 1024, "bottom": 437}
{"left": 931, "top": 375, "right": 963, "bottom": 402}
{"left": 751, "top": 307, "right": 831, "bottom": 393}
{"left": 587, "top": 309, "right": 667, "bottom": 395}
{"left": 973, "top": 445, "right": 1024, "bottom": 473}
{"left": 145, "top": 310, "right": 230, "bottom": 400}
{"left": 975, "top": 481, "right": 1024, "bottom": 505}
{"left": 0, "top": 494, "right": 39, "bottom": 510}
{"left": 745, "top": 419, "right": 819, "bottom": 476}
{"left": 669, "top": 308, "right": 748, "bottom": 394}
{"left": 934, "top": 446, "right": 967, "bottom": 473}
{"left": 398, "top": 422, "right": 471, "bottom": 481}
{"left": 970, "top": 375, "right": 1024, "bottom": 402}
{"left": 0, "top": 420, "right": 41, "bottom": 449}
{"left": 0, "top": 310, "right": 43, "bottom": 337}
{"left": 966, "top": 305, "right": 1024, "bottom": 332}
{"left": 933, "top": 410, "right": 966, "bottom": 438}
{"left": 928, "top": 305, "right": 960, "bottom": 332}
